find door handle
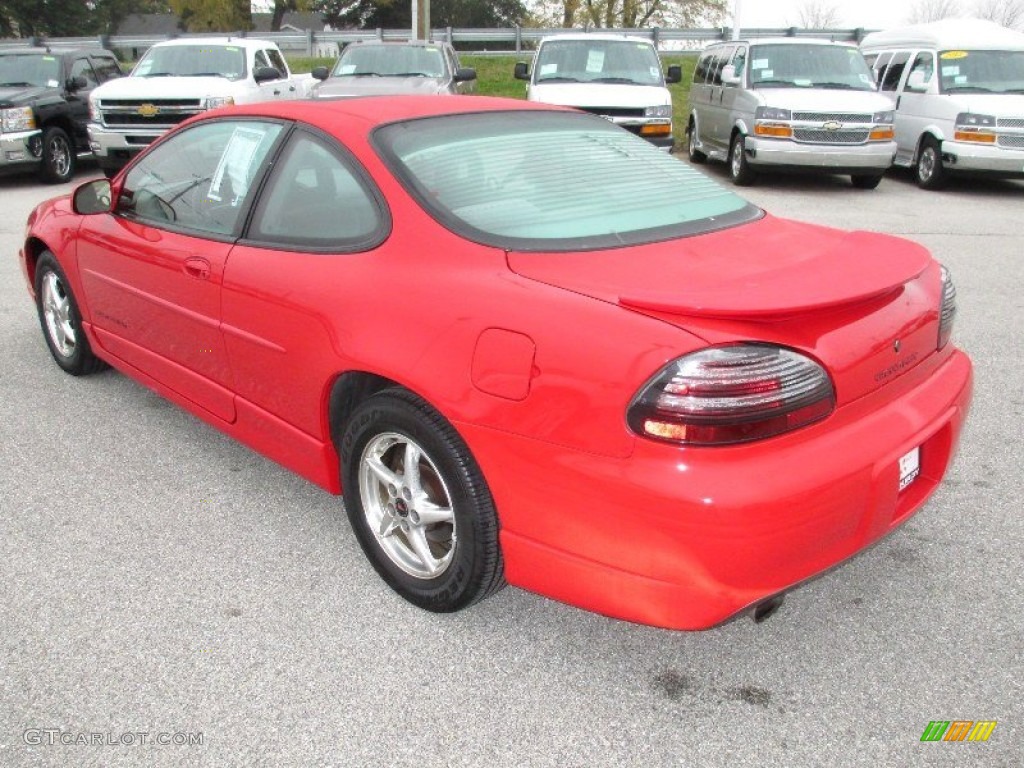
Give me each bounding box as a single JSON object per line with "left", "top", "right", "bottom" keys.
{"left": 273, "top": 89, "right": 281, "bottom": 95}
{"left": 184, "top": 257, "right": 211, "bottom": 280}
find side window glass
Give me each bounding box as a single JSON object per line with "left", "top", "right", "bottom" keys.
{"left": 92, "top": 56, "right": 123, "bottom": 82}
{"left": 118, "top": 120, "right": 283, "bottom": 236}
{"left": 881, "top": 52, "right": 909, "bottom": 91}
{"left": 267, "top": 49, "right": 288, "bottom": 76}
{"left": 731, "top": 48, "right": 746, "bottom": 82}
{"left": 710, "top": 47, "right": 734, "bottom": 86}
{"left": 248, "top": 131, "right": 385, "bottom": 250}
{"left": 254, "top": 50, "right": 271, "bottom": 71}
{"left": 694, "top": 51, "right": 712, "bottom": 84}
{"left": 872, "top": 52, "right": 892, "bottom": 85}
{"left": 905, "top": 52, "right": 934, "bottom": 91}
{"left": 70, "top": 58, "right": 99, "bottom": 88}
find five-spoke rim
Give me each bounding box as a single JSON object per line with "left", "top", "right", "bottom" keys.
{"left": 358, "top": 432, "right": 456, "bottom": 579}
{"left": 48, "top": 134, "right": 71, "bottom": 178}
{"left": 42, "top": 271, "right": 76, "bottom": 358}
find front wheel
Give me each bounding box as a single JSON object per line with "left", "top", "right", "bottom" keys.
{"left": 687, "top": 121, "right": 707, "bottom": 163}
{"left": 34, "top": 251, "right": 106, "bottom": 375}
{"left": 38, "top": 126, "right": 76, "bottom": 184}
{"left": 340, "top": 389, "right": 505, "bottom": 612}
{"left": 729, "top": 134, "right": 757, "bottom": 186}
{"left": 916, "top": 136, "right": 947, "bottom": 190}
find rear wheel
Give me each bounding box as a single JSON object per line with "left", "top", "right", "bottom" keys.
{"left": 915, "top": 136, "right": 947, "bottom": 190}
{"left": 729, "top": 133, "right": 756, "bottom": 186}
{"left": 34, "top": 251, "right": 106, "bottom": 375}
{"left": 687, "top": 120, "right": 706, "bottom": 163}
{"left": 851, "top": 174, "right": 883, "bottom": 190}
{"left": 340, "top": 389, "right": 505, "bottom": 612}
{"left": 38, "top": 126, "right": 76, "bottom": 184}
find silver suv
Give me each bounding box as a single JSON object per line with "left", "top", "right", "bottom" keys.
{"left": 311, "top": 41, "right": 476, "bottom": 98}
{"left": 686, "top": 39, "right": 897, "bottom": 188}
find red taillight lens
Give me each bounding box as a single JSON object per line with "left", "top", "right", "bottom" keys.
{"left": 627, "top": 345, "right": 835, "bottom": 446}
{"left": 938, "top": 265, "right": 957, "bottom": 349}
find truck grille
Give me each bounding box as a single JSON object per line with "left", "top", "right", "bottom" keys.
{"left": 98, "top": 98, "right": 204, "bottom": 129}
{"left": 998, "top": 135, "right": 1024, "bottom": 149}
{"left": 792, "top": 112, "right": 872, "bottom": 123}
{"left": 576, "top": 106, "right": 646, "bottom": 118}
{"left": 793, "top": 129, "right": 870, "bottom": 144}
{"left": 996, "top": 117, "right": 1024, "bottom": 129}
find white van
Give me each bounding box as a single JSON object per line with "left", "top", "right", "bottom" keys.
{"left": 861, "top": 18, "right": 1024, "bottom": 189}
{"left": 514, "top": 34, "right": 681, "bottom": 150}
{"left": 686, "top": 38, "right": 897, "bottom": 187}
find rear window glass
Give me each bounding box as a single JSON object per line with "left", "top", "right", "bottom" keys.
{"left": 374, "top": 111, "right": 757, "bottom": 252}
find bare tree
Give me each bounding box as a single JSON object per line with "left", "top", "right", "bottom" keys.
{"left": 907, "top": 0, "right": 964, "bottom": 23}
{"left": 974, "top": 0, "right": 1024, "bottom": 29}
{"left": 797, "top": 1, "right": 842, "bottom": 28}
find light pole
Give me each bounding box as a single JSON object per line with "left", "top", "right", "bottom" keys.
{"left": 412, "top": 0, "right": 430, "bottom": 41}
{"left": 733, "top": 0, "right": 742, "bottom": 40}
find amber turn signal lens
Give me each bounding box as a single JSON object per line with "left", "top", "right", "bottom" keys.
{"left": 953, "top": 130, "right": 996, "bottom": 143}
{"left": 640, "top": 123, "right": 671, "bottom": 136}
{"left": 869, "top": 127, "right": 895, "bottom": 141}
{"left": 754, "top": 123, "right": 793, "bottom": 138}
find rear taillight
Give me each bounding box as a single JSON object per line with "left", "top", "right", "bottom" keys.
{"left": 938, "top": 265, "right": 957, "bottom": 349}
{"left": 627, "top": 345, "right": 835, "bottom": 446}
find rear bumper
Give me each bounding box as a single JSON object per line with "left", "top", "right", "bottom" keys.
{"left": 746, "top": 135, "right": 896, "bottom": 172}
{"left": 942, "top": 140, "right": 1024, "bottom": 177}
{"left": 458, "top": 348, "right": 972, "bottom": 630}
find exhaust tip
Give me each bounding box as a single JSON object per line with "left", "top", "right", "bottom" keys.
{"left": 753, "top": 595, "right": 784, "bottom": 624}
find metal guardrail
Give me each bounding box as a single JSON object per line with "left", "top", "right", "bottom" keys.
{"left": 0, "top": 25, "right": 876, "bottom": 57}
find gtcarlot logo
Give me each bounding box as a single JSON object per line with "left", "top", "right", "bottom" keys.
{"left": 24, "top": 729, "right": 203, "bottom": 747}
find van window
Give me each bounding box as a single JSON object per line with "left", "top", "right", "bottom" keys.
{"left": 881, "top": 51, "right": 910, "bottom": 91}
{"left": 871, "top": 52, "right": 892, "bottom": 85}
{"left": 748, "top": 43, "right": 875, "bottom": 90}
{"left": 905, "top": 52, "right": 934, "bottom": 91}
{"left": 693, "top": 50, "right": 714, "bottom": 83}
{"left": 710, "top": 46, "right": 735, "bottom": 85}
{"left": 730, "top": 47, "right": 747, "bottom": 82}
{"left": 937, "top": 49, "right": 1024, "bottom": 94}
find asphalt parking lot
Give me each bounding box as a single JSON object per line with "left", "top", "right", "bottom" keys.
{"left": 1, "top": 157, "right": 1022, "bottom": 768}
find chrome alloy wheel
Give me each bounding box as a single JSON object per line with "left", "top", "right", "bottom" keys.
{"left": 41, "top": 271, "right": 76, "bottom": 358}
{"left": 48, "top": 133, "right": 72, "bottom": 179}
{"left": 358, "top": 432, "right": 457, "bottom": 579}
{"left": 730, "top": 139, "right": 743, "bottom": 177}
{"left": 918, "top": 145, "right": 937, "bottom": 183}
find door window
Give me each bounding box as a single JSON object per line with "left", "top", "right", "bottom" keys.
{"left": 267, "top": 49, "right": 288, "bottom": 78}
{"left": 118, "top": 120, "right": 284, "bottom": 237}
{"left": 709, "top": 46, "right": 736, "bottom": 85}
{"left": 881, "top": 51, "right": 910, "bottom": 91}
{"left": 871, "top": 52, "right": 892, "bottom": 85}
{"left": 247, "top": 130, "right": 387, "bottom": 251}
{"left": 905, "top": 52, "right": 934, "bottom": 91}
{"left": 91, "top": 56, "right": 123, "bottom": 82}
{"left": 70, "top": 58, "right": 99, "bottom": 88}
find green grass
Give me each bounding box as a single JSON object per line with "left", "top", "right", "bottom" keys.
{"left": 285, "top": 52, "right": 699, "bottom": 150}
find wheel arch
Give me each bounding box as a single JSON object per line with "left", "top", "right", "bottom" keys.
{"left": 22, "top": 237, "right": 53, "bottom": 292}
{"left": 326, "top": 370, "right": 405, "bottom": 452}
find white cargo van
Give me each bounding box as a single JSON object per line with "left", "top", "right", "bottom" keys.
{"left": 861, "top": 18, "right": 1024, "bottom": 189}
{"left": 514, "top": 34, "right": 681, "bottom": 150}
{"left": 686, "top": 38, "right": 897, "bottom": 187}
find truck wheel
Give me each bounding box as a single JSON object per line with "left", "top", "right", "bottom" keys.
{"left": 915, "top": 136, "right": 947, "bottom": 190}
{"left": 729, "top": 134, "right": 756, "bottom": 186}
{"left": 687, "top": 121, "right": 707, "bottom": 164}
{"left": 39, "top": 126, "right": 76, "bottom": 184}
{"left": 851, "top": 174, "right": 883, "bottom": 190}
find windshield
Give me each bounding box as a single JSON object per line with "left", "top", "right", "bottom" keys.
{"left": 938, "top": 50, "right": 1024, "bottom": 93}
{"left": 534, "top": 39, "right": 665, "bottom": 86}
{"left": 0, "top": 53, "right": 61, "bottom": 88}
{"left": 374, "top": 111, "right": 755, "bottom": 251}
{"left": 333, "top": 45, "right": 446, "bottom": 78}
{"left": 133, "top": 45, "right": 246, "bottom": 80}
{"left": 749, "top": 44, "right": 875, "bottom": 90}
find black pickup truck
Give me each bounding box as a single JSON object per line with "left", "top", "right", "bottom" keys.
{"left": 0, "top": 47, "right": 123, "bottom": 183}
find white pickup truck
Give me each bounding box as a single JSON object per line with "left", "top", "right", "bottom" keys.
{"left": 88, "top": 37, "right": 313, "bottom": 176}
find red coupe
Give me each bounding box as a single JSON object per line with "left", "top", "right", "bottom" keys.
{"left": 19, "top": 96, "right": 972, "bottom": 630}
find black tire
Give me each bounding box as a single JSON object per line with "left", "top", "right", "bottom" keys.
{"left": 851, "top": 174, "right": 883, "bottom": 190}
{"left": 340, "top": 389, "right": 505, "bottom": 612}
{"left": 34, "top": 251, "right": 106, "bottom": 375}
{"left": 687, "top": 120, "right": 707, "bottom": 163}
{"left": 729, "top": 133, "right": 757, "bottom": 186}
{"left": 38, "top": 126, "right": 76, "bottom": 184}
{"left": 915, "top": 136, "right": 947, "bottom": 190}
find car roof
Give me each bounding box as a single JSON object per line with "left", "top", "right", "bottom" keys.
{"left": 0, "top": 47, "right": 112, "bottom": 57}
{"left": 861, "top": 18, "right": 1024, "bottom": 51}
{"left": 150, "top": 37, "right": 267, "bottom": 49}
{"left": 709, "top": 38, "right": 856, "bottom": 48}
{"left": 216, "top": 95, "right": 567, "bottom": 134}
{"left": 343, "top": 40, "right": 449, "bottom": 48}
{"left": 538, "top": 33, "right": 657, "bottom": 45}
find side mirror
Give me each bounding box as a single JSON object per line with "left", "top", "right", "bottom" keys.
{"left": 311, "top": 66, "right": 330, "bottom": 81}
{"left": 66, "top": 75, "right": 88, "bottom": 92}
{"left": 665, "top": 65, "right": 682, "bottom": 84}
{"left": 453, "top": 67, "right": 476, "bottom": 83}
{"left": 721, "top": 65, "right": 741, "bottom": 86}
{"left": 514, "top": 61, "right": 529, "bottom": 81}
{"left": 906, "top": 70, "right": 929, "bottom": 91}
{"left": 72, "top": 179, "right": 112, "bottom": 215}
{"left": 254, "top": 66, "right": 281, "bottom": 83}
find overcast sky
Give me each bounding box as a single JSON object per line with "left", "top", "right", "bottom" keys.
{"left": 735, "top": 0, "right": 921, "bottom": 30}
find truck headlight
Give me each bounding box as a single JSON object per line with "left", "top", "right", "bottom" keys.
{"left": 869, "top": 110, "right": 895, "bottom": 140}
{"left": 644, "top": 105, "right": 672, "bottom": 118}
{"left": 204, "top": 96, "right": 235, "bottom": 110}
{"left": 89, "top": 97, "right": 101, "bottom": 123}
{"left": 753, "top": 106, "right": 792, "bottom": 138}
{"left": 1, "top": 106, "right": 36, "bottom": 133}
{"left": 954, "top": 112, "right": 996, "bottom": 144}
